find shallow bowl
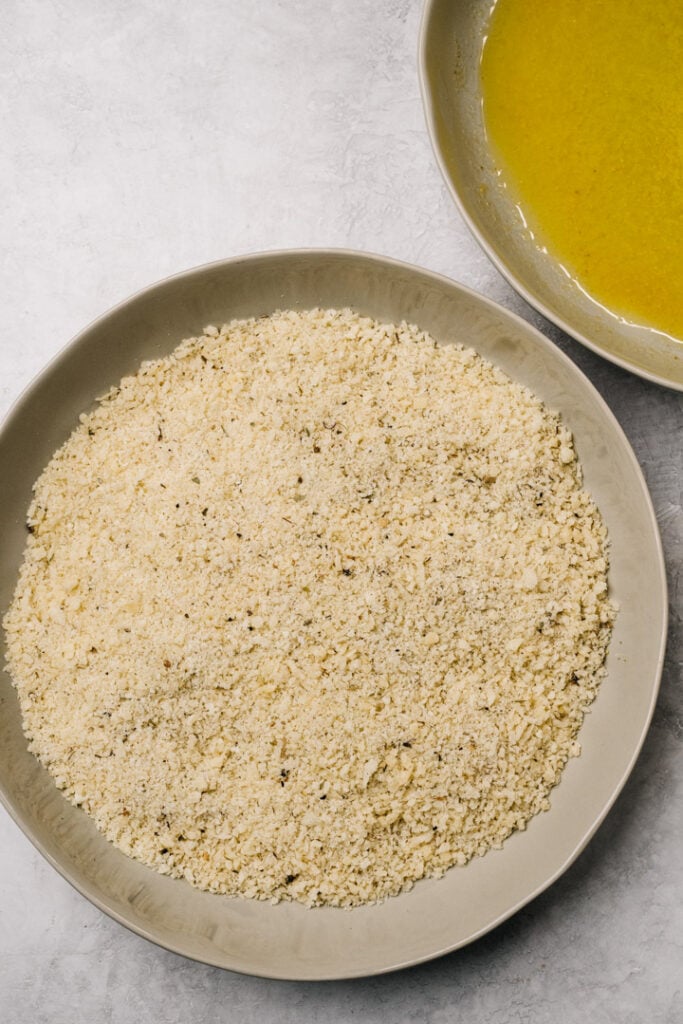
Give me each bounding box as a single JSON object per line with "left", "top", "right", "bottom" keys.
{"left": 419, "top": 0, "right": 683, "bottom": 390}
{"left": 0, "top": 250, "right": 667, "bottom": 978}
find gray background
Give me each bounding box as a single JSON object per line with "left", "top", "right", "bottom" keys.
{"left": 0, "top": 2, "right": 681, "bottom": 1021}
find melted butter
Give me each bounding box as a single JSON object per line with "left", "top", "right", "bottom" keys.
{"left": 480, "top": 0, "right": 683, "bottom": 342}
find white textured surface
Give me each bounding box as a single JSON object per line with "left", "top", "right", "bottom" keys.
{"left": 0, "top": 1, "right": 681, "bottom": 1021}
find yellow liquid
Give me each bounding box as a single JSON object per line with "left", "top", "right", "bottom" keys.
{"left": 480, "top": 0, "right": 683, "bottom": 341}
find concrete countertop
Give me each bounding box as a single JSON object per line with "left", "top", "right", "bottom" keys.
{"left": 1, "top": 2, "right": 681, "bottom": 1021}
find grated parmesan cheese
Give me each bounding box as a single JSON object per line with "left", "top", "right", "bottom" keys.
{"left": 3, "top": 309, "right": 616, "bottom": 906}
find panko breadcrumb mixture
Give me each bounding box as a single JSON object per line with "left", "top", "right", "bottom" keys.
{"left": 3, "top": 309, "right": 616, "bottom": 907}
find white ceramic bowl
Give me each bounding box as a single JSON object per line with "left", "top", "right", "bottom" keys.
{"left": 419, "top": 0, "right": 683, "bottom": 390}
{"left": 0, "top": 250, "right": 667, "bottom": 978}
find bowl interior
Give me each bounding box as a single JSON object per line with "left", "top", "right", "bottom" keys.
{"left": 0, "top": 251, "right": 667, "bottom": 978}
{"left": 420, "top": 0, "right": 683, "bottom": 390}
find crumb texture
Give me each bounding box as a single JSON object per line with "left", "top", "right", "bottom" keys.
{"left": 3, "top": 309, "right": 616, "bottom": 906}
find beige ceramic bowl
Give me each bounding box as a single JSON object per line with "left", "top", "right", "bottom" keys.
{"left": 419, "top": 0, "right": 683, "bottom": 391}
{"left": 0, "top": 251, "right": 667, "bottom": 978}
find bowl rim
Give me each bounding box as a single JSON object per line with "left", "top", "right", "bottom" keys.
{"left": 417, "top": 0, "right": 683, "bottom": 393}
{"left": 0, "top": 247, "right": 669, "bottom": 978}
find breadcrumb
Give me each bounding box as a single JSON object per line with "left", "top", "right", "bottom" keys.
{"left": 3, "top": 309, "right": 616, "bottom": 907}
